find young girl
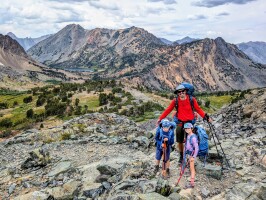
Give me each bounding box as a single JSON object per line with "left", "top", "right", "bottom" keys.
{"left": 183, "top": 122, "right": 199, "bottom": 188}
{"left": 154, "top": 118, "right": 176, "bottom": 178}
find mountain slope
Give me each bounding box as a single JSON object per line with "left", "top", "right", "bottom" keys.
{"left": 124, "top": 37, "right": 266, "bottom": 91}
{"left": 27, "top": 24, "right": 91, "bottom": 66}
{"left": 237, "top": 41, "right": 266, "bottom": 64}
{"left": 174, "top": 36, "right": 200, "bottom": 45}
{"left": 7, "top": 32, "right": 51, "bottom": 50}
{"left": 27, "top": 25, "right": 266, "bottom": 91}
{"left": 0, "top": 34, "right": 71, "bottom": 89}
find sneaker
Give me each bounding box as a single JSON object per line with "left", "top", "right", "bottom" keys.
{"left": 153, "top": 165, "right": 159, "bottom": 174}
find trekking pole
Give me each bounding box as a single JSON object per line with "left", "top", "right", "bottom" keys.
{"left": 207, "top": 122, "right": 231, "bottom": 169}
{"left": 175, "top": 150, "right": 194, "bottom": 186}
{"left": 162, "top": 141, "right": 167, "bottom": 177}
{"left": 175, "top": 158, "right": 189, "bottom": 186}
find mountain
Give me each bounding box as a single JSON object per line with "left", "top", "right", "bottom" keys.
{"left": 28, "top": 24, "right": 266, "bottom": 91}
{"left": 28, "top": 25, "right": 165, "bottom": 69}
{"left": 159, "top": 38, "right": 173, "bottom": 45}
{"left": 237, "top": 41, "right": 266, "bottom": 64}
{"left": 174, "top": 36, "right": 200, "bottom": 45}
{"left": 0, "top": 34, "right": 70, "bottom": 88}
{"left": 7, "top": 32, "right": 52, "bottom": 50}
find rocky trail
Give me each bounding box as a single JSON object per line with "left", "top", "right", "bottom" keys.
{"left": 0, "top": 88, "right": 266, "bottom": 199}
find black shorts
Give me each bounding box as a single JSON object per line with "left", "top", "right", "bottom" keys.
{"left": 176, "top": 123, "right": 185, "bottom": 143}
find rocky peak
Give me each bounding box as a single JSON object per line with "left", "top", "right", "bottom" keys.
{"left": 0, "top": 34, "right": 27, "bottom": 57}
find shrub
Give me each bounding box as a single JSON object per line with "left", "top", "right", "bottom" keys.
{"left": 26, "top": 109, "right": 34, "bottom": 118}
{"left": 205, "top": 100, "right": 210, "bottom": 108}
{"left": 0, "top": 102, "right": 8, "bottom": 109}
{"left": 23, "top": 96, "right": 33, "bottom": 103}
{"left": 0, "top": 118, "right": 13, "bottom": 128}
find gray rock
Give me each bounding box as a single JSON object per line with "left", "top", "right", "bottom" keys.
{"left": 168, "top": 192, "right": 181, "bottom": 200}
{"left": 138, "top": 179, "right": 157, "bottom": 193}
{"left": 95, "top": 174, "right": 111, "bottom": 183}
{"left": 82, "top": 182, "right": 104, "bottom": 199}
{"left": 48, "top": 161, "right": 72, "bottom": 177}
{"left": 96, "top": 164, "right": 118, "bottom": 176}
{"left": 133, "top": 136, "right": 150, "bottom": 147}
{"left": 21, "top": 147, "right": 51, "bottom": 169}
{"left": 8, "top": 183, "right": 16, "bottom": 194}
{"left": 14, "top": 191, "right": 50, "bottom": 200}
{"left": 46, "top": 179, "right": 80, "bottom": 199}
{"left": 137, "top": 192, "right": 169, "bottom": 200}
{"left": 196, "top": 163, "right": 222, "bottom": 180}
{"left": 201, "top": 187, "right": 210, "bottom": 198}
{"left": 257, "top": 185, "right": 266, "bottom": 200}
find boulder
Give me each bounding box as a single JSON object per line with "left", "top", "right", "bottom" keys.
{"left": 46, "top": 180, "right": 80, "bottom": 199}
{"left": 14, "top": 191, "right": 50, "bottom": 200}
{"left": 137, "top": 192, "right": 169, "bottom": 200}
{"left": 47, "top": 161, "right": 72, "bottom": 177}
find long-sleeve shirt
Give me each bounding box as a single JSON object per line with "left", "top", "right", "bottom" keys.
{"left": 185, "top": 134, "right": 199, "bottom": 158}
{"left": 158, "top": 95, "right": 205, "bottom": 122}
{"left": 155, "top": 123, "right": 176, "bottom": 149}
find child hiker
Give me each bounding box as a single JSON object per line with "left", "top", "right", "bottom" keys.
{"left": 183, "top": 122, "right": 198, "bottom": 188}
{"left": 154, "top": 118, "right": 176, "bottom": 178}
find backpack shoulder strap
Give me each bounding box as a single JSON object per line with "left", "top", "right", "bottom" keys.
{"left": 189, "top": 134, "right": 197, "bottom": 148}
{"left": 190, "top": 96, "right": 195, "bottom": 112}
{"left": 175, "top": 96, "right": 178, "bottom": 111}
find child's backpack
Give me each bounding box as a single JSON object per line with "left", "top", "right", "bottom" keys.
{"left": 189, "top": 125, "right": 209, "bottom": 157}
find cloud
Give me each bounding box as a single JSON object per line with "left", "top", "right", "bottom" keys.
{"left": 188, "top": 14, "right": 208, "bottom": 20}
{"left": 88, "top": 1, "right": 119, "bottom": 10}
{"left": 217, "top": 12, "right": 230, "bottom": 16}
{"left": 148, "top": 0, "right": 177, "bottom": 5}
{"left": 47, "top": 0, "right": 97, "bottom": 2}
{"left": 192, "top": 0, "right": 257, "bottom": 8}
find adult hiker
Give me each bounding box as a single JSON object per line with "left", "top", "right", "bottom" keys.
{"left": 157, "top": 83, "right": 211, "bottom": 164}
{"left": 179, "top": 122, "right": 198, "bottom": 188}
{"left": 154, "top": 118, "right": 176, "bottom": 178}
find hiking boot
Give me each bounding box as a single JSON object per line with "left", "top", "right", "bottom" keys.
{"left": 153, "top": 165, "right": 159, "bottom": 174}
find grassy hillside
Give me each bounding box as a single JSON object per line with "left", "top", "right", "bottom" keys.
{"left": 0, "top": 82, "right": 249, "bottom": 138}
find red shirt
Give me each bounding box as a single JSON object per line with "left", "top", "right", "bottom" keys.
{"left": 159, "top": 95, "right": 205, "bottom": 122}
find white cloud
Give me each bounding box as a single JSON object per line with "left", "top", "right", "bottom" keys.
{"left": 0, "top": 0, "right": 265, "bottom": 43}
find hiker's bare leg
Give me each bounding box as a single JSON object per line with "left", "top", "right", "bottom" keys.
{"left": 189, "top": 157, "right": 195, "bottom": 179}
{"left": 155, "top": 160, "right": 160, "bottom": 165}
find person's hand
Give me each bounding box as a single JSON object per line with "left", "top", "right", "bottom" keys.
{"left": 156, "top": 119, "right": 161, "bottom": 127}
{"left": 204, "top": 113, "right": 212, "bottom": 122}
{"left": 190, "top": 157, "right": 195, "bottom": 162}
{"left": 163, "top": 138, "right": 168, "bottom": 142}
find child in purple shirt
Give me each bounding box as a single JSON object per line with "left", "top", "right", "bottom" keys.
{"left": 184, "top": 122, "right": 199, "bottom": 188}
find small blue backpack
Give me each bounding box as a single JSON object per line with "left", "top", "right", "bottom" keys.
{"left": 189, "top": 126, "right": 209, "bottom": 157}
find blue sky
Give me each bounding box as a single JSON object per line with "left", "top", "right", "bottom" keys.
{"left": 0, "top": 0, "right": 265, "bottom": 43}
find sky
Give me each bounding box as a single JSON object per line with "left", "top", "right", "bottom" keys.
{"left": 0, "top": 0, "right": 265, "bottom": 43}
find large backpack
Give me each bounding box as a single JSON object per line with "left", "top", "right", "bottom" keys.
{"left": 189, "top": 126, "right": 209, "bottom": 157}
{"left": 175, "top": 82, "right": 195, "bottom": 119}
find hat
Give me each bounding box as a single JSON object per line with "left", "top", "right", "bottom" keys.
{"left": 174, "top": 84, "right": 186, "bottom": 94}
{"left": 184, "top": 123, "right": 193, "bottom": 129}
{"left": 161, "top": 119, "right": 171, "bottom": 128}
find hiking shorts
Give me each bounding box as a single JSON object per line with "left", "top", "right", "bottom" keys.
{"left": 176, "top": 123, "right": 185, "bottom": 143}
{"left": 155, "top": 146, "right": 171, "bottom": 161}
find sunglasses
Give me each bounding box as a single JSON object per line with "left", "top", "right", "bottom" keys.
{"left": 177, "top": 90, "right": 186, "bottom": 94}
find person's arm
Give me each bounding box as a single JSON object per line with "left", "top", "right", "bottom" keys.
{"left": 193, "top": 98, "right": 205, "bottom": 118}
{"left": 191, "top": 136, "right": 199, "bottom": 158}
{"left": 158, "top": 99, "right": 176, "bottom": 122}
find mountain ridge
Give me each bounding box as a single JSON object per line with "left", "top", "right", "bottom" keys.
{"left": 27, "top": 24, "right": 266, "bottom": 91}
